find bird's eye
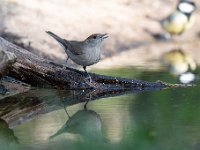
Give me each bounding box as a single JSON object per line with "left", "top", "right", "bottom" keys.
{"left": 92, "top": 35, "right": 97, "bottom": 39}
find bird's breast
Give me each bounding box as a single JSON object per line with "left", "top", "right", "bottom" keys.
{"left": 67, "top": 47, "right": 101, "bottom": 66}
{"left": 83, "top": 47, "right": 101, "bottom": 66}
{"left": 162, "top": 11, "right": 191, "bottom": 34}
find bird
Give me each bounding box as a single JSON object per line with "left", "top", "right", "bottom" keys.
{"left": 161, "top": 0, "right": 196, "bottom": 37}
{"left": 162, "top": 49, "right": 196, "bottom": 75}
{"left": 46, "top": 31, "right": 108, "bottom": 83}
{"left": 162, "top": 49, "right": 196, "bottom": 83}
{"left": 49, "top": 109, "right": 106, "bottom": 142}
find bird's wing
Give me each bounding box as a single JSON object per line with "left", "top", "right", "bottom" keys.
{"left": 67, "top": 41, "right": 85, "bottom": 55}
{"left": 46, "top": 31, "right": 83, "bottom": 55}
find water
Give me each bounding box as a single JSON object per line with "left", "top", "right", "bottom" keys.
{"left": 1, "top": 67, "right": 200, "bottom": 150}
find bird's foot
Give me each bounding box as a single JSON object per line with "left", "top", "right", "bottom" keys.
{"left": 84, "top": 76, "right": 97, "bottom": 87}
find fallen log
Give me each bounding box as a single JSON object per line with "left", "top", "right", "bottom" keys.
{"left": 0, "top": 37, "right": 190, "bottom": 127}
{"left": 0, "top": 37, "right": 166, "bottom": 90}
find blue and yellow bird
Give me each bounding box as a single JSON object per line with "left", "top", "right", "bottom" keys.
{"left": 162, "top": 49, "right": 196, "bottom": 83}
{"left": 161, "top": 0, "right": 196, "bottom": 36}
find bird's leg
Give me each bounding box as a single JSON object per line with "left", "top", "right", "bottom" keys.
{"left": 84, "top": 100, "right": 89, "bottom": 110}
{"left": 59, "top": 96, "right": 70, "bottom": 118}
{"left": 83, "top": 66, "right": 92, "bottom": 83}
{"left": 63, "top": 105, "right": 71, "bottom": 118}
{"left": 64, "top": 56, "right": 69, "bottom": 69}
{"left": 66, "top": 56, "right": 69, "bottom": 64}
{"left": 84, "top": 93, "right": 91, "bottom": 110}
{"left": 62, "top": 56, "right": 70, "bottom": 69}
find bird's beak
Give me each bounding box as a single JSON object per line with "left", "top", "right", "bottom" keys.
{"left": 101, "top": 33, "right": 109, "bottom": 39}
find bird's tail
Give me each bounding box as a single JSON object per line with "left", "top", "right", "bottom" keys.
{"left": 48, "top": 124, "right": 67, "bottom": 140}
{"left": 46, "top": 31, "right": 66, "bottom": 46}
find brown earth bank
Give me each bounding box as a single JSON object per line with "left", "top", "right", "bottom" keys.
{"left": 0, "top": 0, "right": 200, "bottom": 69}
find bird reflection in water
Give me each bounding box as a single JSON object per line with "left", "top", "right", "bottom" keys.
{"left": 49, "top": 108, "right": 106, "bottom": 143}
{"left": 50, "top": 89, "right": 105, "bottom": 142}
{"left": 161, "top": 49, "right": 196, "bottom": 84}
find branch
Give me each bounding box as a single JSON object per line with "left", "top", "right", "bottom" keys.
{"left": 0, "top": 37, "right": 166, "bottom": 90}
{"left": 0, "top": 37, "right": 189, "bottom": 127}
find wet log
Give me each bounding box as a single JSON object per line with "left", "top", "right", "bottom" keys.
{"left": 0, "top": 76, "right": 30, "bottom": 100}
{"left": 0, "top": 37, "right": 190, "bottom": 127}
{"left": 0, "top": 48, "right": 16, "bottom": 78}
{"left": 0, "top": 37, "right": 167, "bottom": 90}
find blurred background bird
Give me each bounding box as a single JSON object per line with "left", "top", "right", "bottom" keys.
{"left": 161, "top": 0, "right": 196, "bottom": 38}
{"left": 161, "top": 49, "right": 196, "bottom": 83}
{"left": 146, "top": 0, "right": 197, "bottom": 40}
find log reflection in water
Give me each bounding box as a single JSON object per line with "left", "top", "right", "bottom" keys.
{"left": 0, "top": 83, "right": 165, "bottom": 128}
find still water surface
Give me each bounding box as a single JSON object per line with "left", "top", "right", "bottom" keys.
{"left": 1, "top": 67, "right": 200, "bottom": 150}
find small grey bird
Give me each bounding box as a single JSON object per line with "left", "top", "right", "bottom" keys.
{"left": 46, "top": 31, "right": 108, "bottom": 82}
